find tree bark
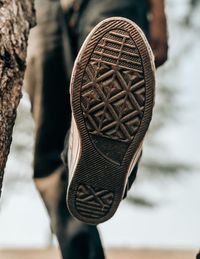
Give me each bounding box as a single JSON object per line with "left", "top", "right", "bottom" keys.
{"left": 0, "top": 0, "right": 35, "bottom": 197}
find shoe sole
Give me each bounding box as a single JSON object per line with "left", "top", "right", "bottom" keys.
{"left": 67, "top": 17, "right": 155, "bottom": 224}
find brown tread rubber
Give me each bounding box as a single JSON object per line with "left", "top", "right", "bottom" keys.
{"left": 67, "top": 17, "right": 155, "bottom": 225}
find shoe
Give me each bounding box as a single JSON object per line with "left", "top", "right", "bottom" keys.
{"left": 67, "top": 17, "right": 155, "bottom": 225}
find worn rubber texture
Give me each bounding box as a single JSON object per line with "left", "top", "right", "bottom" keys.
{"left": 67, "top": 17, "right": 155, "bottom": 225}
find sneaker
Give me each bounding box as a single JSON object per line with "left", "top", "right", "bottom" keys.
{"left": 67, "top": 17, "right": 155, "bottom": 224}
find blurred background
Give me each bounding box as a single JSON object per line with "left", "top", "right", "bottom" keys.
{"left": 0, "top": 0, "right": 200, "bottom": 257}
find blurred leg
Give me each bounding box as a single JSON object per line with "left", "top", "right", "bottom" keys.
{"left": 76, "top": 0, "right": 149, "bottom": 47}
{"left": 25, "top": 0, "right": 104, "bottom": 258}
{"left": 26, "top": 0, "right": 71, "bottom": 179}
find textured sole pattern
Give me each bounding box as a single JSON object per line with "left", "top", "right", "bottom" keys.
{"left": 76, "top": 184, "right": 114, "bottom": 219}
{"left": 67, "top": 17, "right": 155, "bottom": 225}
{"left": 81, "top": 29, "right": 145, "bottom": 164}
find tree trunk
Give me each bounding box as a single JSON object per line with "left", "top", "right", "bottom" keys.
{"left": 0, "top": 0, "right": 35, "bottom": 197}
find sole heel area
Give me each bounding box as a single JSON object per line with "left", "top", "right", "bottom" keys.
{"left": 67, "top": 148, "right": 127, "bottom": 224}
{"left": 68, "top": 181, "right": 121, "bottom": 224}
{"left": 75, "top": 184, "right": 114, "bottom": 221}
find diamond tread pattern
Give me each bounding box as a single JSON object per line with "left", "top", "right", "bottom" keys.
{"left": 81, "top": 29, "right": 145, "bottom": 145}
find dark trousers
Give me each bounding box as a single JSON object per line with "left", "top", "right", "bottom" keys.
{"left": 25, "top": 0, "right": 149, "bottom": 258}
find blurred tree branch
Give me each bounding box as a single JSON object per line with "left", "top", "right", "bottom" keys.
{"left": 0, "top": 0, "right": 35, "bottom": 197}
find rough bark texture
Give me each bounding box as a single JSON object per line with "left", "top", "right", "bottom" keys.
{"left": 0, "top": 0, "right": 35, "bottom": 197}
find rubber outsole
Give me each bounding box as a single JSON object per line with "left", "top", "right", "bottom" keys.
{"left": 67, "top": 17, "right": 155, "bottom": 225}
